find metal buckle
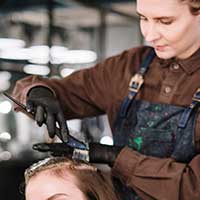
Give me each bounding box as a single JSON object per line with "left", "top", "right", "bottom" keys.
{"left": 192, "top": 88, "right": 200, "bottom": 102}
{"left": 129, "top": 73, "right": 144, "bottom": 93}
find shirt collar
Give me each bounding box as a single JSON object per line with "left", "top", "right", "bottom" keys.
{"left": 157, "top": 48, "right": 200, "bottom": 75}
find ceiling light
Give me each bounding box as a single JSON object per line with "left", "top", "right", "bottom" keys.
{"left": 28, "top": 45, "right": 49, "bottom": 64}
{"left": 0, "top": 71, "right": 11, "bottom": 80}
{"left": 0, "top": 48, "right": 29, "bottom": 60}
{"left": 0, "top": 132, "right": 11, "bottom": 142}
{"left": 50, "top": 46, "right": 69, "bottom": 64}
{"left": 60, "top": 68, "right": 75, "bottom": 77}
{"left": 28, "top": 45, "right": 69, "bottom": 64}
{"left": 0, "top": 101, "right": 12, "bottom": 114}
{"left": 0, "top": 38, "right": 25, "bottom": 49}
{"left": 0, "top": 71, "right": 11, "bottom": 91}
{"left": 100, "top": 136, "right": 114, "bottom": 146}
{"left": 23, "top": 64, "right": 50, "bottom": 75}
{"left": 61, "top": 50, "right": 97, "bottom": 64}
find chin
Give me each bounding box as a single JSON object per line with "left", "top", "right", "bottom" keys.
{"left": 155, "top": 49, "right": 175, "bottom": 60}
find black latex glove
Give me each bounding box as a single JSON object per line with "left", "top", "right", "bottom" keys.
{"left": 89, "top": 143, "right": 123, "bottom": 165}
{"left": 33, "top": 142, "right": 123, "bottom": 165}
{"left": 27, "top": 86, "right": 68, "bottom": 141}
{"left": 33, "top": 143, "right": 74, "bottom": 157}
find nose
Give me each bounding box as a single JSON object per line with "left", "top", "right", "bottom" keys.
{"left": 144, "top": 23, "right": 161, "bottom": 43}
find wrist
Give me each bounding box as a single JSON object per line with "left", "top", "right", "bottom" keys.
{"left": 89, "top": 143, "right": 123, "bottom": 165}
{"left": 28, "top": 86, "right": 55, "bottom": 98}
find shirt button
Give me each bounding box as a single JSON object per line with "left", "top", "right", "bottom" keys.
{"left": 164, "top": 86, "right": 172, "bottom": 93}
{"left": 171, "top": 63, "right": 180, "bottom": 70}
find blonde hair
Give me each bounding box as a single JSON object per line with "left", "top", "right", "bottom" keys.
{"left": 25, "top": 157, "right": 119, "bottom": 200}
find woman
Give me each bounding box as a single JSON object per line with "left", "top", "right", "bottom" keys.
{"left": 12, "top": 0, "right": 200, "bottom": 199}
{"left": 24, "top": 157, "right": 119, "bottom": 200}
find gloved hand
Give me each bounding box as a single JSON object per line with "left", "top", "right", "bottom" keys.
{"left": 33, "top": 142, "right": 123, "bottom": 165}
{"left": 27, "top": 86, "right": 68, "bottom": 141}
{"left": 89, "top": 143, "right": 122, "bottom": 165}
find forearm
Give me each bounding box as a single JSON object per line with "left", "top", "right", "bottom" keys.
{"left": 112, "top": 147, "right": 200, "bottom": 200}
{"left": 11, "top": 74, "right": 104, "bottom": 119}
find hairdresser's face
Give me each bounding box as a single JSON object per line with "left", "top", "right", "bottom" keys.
{"left": 25, "top": 170, "right": 87, "bottom": 200}
{"left": 137, "top": 0, "right": 200, "bottom": 59}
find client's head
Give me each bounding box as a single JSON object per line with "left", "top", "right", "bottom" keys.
{"left": 24, "top": 157, "right": 119, "bottom": 200}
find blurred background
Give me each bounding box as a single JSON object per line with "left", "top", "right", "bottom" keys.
{"left": 0, "top": 0, "right": 142, "bottom": 199}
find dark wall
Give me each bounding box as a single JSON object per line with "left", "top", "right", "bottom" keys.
{"left": 0, "top": 159, "right": 35, "bottom": 200}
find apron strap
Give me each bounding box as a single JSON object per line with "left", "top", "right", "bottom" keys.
{"left": 172, "top": 89, "right": 200, "bottom": 162}
{"left": 178, "top": 88, "right": 200, "bottom": 128}
{"left": 120, "top": 48, "right": 156, "bottom": 118}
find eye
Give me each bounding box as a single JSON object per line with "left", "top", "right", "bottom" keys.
{"left": 159, "top": 19, "right": 173, "bottom": 25}
{"left": 139, "top": 16, "right": 148, "bottom": 21}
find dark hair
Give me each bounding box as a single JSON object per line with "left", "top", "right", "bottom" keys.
{"left": 180, "top": 0, "right": 200, "bottom": 14}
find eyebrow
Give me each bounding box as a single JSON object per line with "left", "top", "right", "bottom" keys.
{"left": 46, "top": 193, "right": 68, "bottom": 200}
{"left": 136, "top": 11, "right": 175, "bottom": 20}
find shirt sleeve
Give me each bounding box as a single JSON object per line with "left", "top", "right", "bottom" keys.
{"left": 12, "top": 46, "right": 150, "bottom": 122}
{"left": 12, "top": 71, "right": 107, "bottom": 119}
{"left": 12, "top": 47, "right": 150, "bottom": 123}
{"left": 112, "top": 147, "right": 200, "bottom": 200}
{"left": 11, "top": 50, "right": 132, "bottom": 119}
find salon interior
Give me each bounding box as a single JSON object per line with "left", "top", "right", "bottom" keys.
{"left": 0, "top": 0, "right": 141, "bottom": 199}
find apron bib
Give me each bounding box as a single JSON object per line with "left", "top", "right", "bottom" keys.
{"left": 112, "top": 49, "right": 199, "bottom": 200}
{"left": 114, "top": 99, "right": 197, "bottom": 162}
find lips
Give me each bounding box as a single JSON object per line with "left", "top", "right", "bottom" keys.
{"left": 155, "top": 45, "right": 168, "bottom": 51}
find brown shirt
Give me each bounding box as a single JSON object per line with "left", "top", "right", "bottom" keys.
{"left": 12, "top": 46, "right": 200, "bottom": 200}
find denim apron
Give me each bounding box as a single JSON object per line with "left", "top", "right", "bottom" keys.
{"left": 112, "top": 49, "right": 199, "bottom": 200}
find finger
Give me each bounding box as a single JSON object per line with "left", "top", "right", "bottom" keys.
{"left": 32, "top": 143, "right": 50, "bottom": 152}
{"left": 26, "top": 100, "right": 35, "bottom": 113}
{"left": 46, "top": 112, "right": 56, "bottom": 138}
{"left": 35, "top": 105, "right": 45, "bottom": 127}
{"left": 57, "top": 112, "right": 69, "bottom": 142}
{"left": 33, "top": 143, "right": 74, "bottom": 156}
